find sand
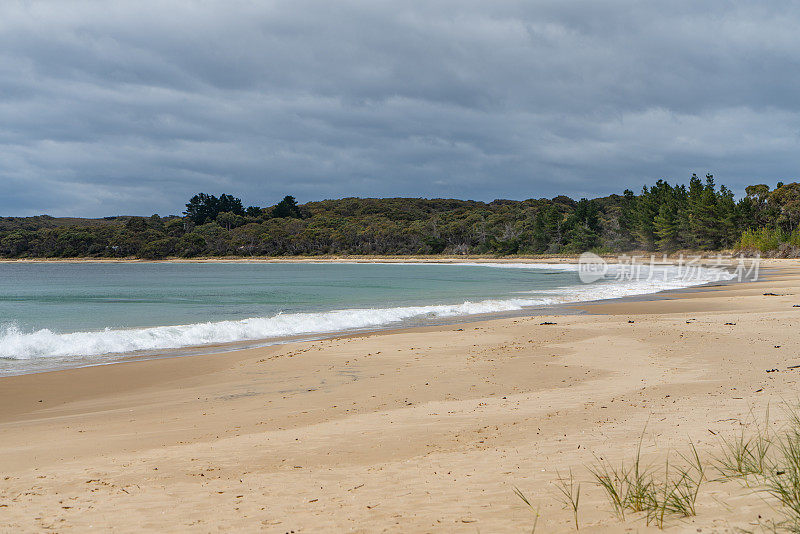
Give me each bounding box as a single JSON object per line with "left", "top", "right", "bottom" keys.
{"left": 2, "top": 259, "right": 800, "bottom": 532}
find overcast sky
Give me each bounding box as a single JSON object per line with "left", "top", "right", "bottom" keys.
{"left": 0, "top": 1, "right": 798, "bottom": 217}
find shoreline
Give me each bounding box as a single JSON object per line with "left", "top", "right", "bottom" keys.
{"left": 0, "top": 252, "right": 762, "bottom": 264}
{"left": 0, "top": 260, "right": 764, "bottom": 381}
{"left": 0, "top": 259, "right": 752, "bottom": 378}
{"left": 2, "top": 260, "right": 799, "bottom": 531}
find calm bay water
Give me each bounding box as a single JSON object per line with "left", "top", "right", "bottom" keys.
{"left": 0, "top": 261, "right": 731, "bottom": 375}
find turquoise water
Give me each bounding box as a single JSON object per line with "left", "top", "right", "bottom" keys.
{"left": 0, "top": 261, "right": 731, "bottom": 375}
{"left": 0, "top": 262, "right": 575, "bottom": 333}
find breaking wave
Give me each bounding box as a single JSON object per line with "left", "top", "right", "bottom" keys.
{"left": 0, "top": 262, "right": 734, "bottom": 362}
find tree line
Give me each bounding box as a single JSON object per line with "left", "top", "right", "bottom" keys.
{"left": 0, "top": 175, "right": 798, "bottom": 259}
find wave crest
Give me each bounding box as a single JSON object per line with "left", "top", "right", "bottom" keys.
{"left": 0, "top": 262, "right": 735, "bottom": 362}
{"left": 0, "top": 297, "right": 548, "bottom": 360}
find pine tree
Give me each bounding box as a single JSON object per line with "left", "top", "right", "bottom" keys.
{"left": 635, "top": 186, "right": 658, "bottom": 249}
{"left": 544, "top": 205, "right": 563, "bottom": 252}
{"left": 693, "top": 175, "right": 720, "bottom": 249}
{"left": 654, "top": 203, "right": 679, "bottom": 251}
{"left": 717, "top": 185, "right": 737, "bottom": 246}
{"left": 531, "top": 210, "right": 549, "bottom": 253}
{"left": 617, "top": 189, "right": 638, "bottom": 249}
{"left": 686, "top": 174, "right": 705, "bottom": 247}
{"left": 563, "top": 199, "right": 601, "bottom": 251}
{"left": 272, "top": 195, "right": 305, "bottom": 219}
{"left": 184, "top": 193, "right": 245, "bottom": 224}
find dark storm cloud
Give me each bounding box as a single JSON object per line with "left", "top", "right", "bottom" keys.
{"left": 0, "top": 0, "right": 798, "bottom": 216}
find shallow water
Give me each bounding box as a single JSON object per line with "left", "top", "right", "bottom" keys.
{"left": 0, "top": 261, "right": 732, "bottom": 374}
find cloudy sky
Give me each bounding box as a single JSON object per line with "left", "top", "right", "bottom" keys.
{"left": 0, "top": 1, "right": 798, "bottom": 217}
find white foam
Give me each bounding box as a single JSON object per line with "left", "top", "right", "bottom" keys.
{"left": 0, "top": 262, "right": 734, "bottom": 362}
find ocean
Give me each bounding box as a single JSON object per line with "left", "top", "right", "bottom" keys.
{"left": 0, "top": 261, "right": 733, "bottom": 375}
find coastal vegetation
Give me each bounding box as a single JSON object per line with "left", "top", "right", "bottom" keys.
{"left": 1, "top": 175, "right": 798, "bottom": 259}
{"left": 516, "top": 406, "right": 800, "bottom": 531}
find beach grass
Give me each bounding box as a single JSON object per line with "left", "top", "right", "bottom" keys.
{"left": 554, "top": 469, "right": 581, "bottom": 530}
{"left": 758, "top": 404, "right": 800, "bottom": 531}
{"left": 513, "top": 486, "right": 540, "bottom": 534}
{"left": 588, "top": 445, "right": 703, "bottom": 528}
{"left": 713, "top": 407, "right": 773, "bottom": 482}
{"left": 517, "top": 405, "right": 800, "bottom": 531}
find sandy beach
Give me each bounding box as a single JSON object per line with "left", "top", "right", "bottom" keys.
{"left": 2, "top": 259, "right": 800, "bottom": 532}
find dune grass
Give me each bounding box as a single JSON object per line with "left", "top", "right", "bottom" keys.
{"left": 714, "top": 407, "right": 773, "bottom": 482}
{"left": 554, "top": 469, "right": 581, "bottom": 530}
{"left": 587, "top": 439, "right": 704, "bottom": 528}
{"left": 513, "top": 486, "right": 540, "bottom": 534}
{"left": 514, "top": 403, "right": 800, "bottom": 531}
{"left": 759, "top": 405, "right": 800, "bottom": 532}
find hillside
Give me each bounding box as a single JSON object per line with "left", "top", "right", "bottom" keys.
{"left": 0, "top": 176, "right": 797, "bottom": 258}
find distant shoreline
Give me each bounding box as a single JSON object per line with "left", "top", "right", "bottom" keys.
{"left": 0, "top": 252, "right": 756, "bottom": 265}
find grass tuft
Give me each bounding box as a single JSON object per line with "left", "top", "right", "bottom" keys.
{"left": 588, "top": 435, "right": 704, "bottom": 529}
{"left": 554, "top": 469, "right": 581, "bottom": 530}
{"left": 762, "top": 405, "right": 800, "bottom": 531}
{"left": 714, "top": 407, "right": 773, "bottom": 482}
{"left": 514, "top": 403, "right": 800, "bottom": 531}
{"left": 513, "top": 486, "right": 540, "bottom": 534}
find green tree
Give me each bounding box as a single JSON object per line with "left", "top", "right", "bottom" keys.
{"left": 770, "top": 183, "right": 800, "bottom": 232}
{"left": 563, "top": 198, "right": 600, "bottom": 251}
{"left": 692, "top": 174, "right": 721, "bottom": 249}
{"left": 635, "top": 185, "right": 658, "bottom": 249}
{"left": 717, "top": 185, "right": 737, "bottom": 246}
{"left": 216, "top": 211, "right": 245, "bottom": 230}
{"left": 164, "top": 218, "right": 186, "bottom": 237}
{"left": 617, "top": 189, "right": 638, "bottom": 249}
{"left": 272, "top": 195, "right": 305, "bottom": 219}
{"left": 140, "top": 238, "right": 175, "bottom": 259}
{"left": 176, "top": 233, "right": 207, "bottom": 257}
{"left": 125, "top": 217, "right": 147, "bottom": 232}
{"left": 654, "top": 203, "right": 679, "bottom": 251}
{"left": 0, "top": 231, "right": 30, "bottom": 256}
{"left": 530, "top": 210, "right": 549, "bottom": 253}
{"left": 544, "top": 205, "right": 564, "bottom": 252}
{"left": 184, "top": 193, "right": 245, "bottom": 225}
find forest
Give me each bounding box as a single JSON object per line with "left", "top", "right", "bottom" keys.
{"left": 0, "top": 174, "right": 798, "bottom": 259}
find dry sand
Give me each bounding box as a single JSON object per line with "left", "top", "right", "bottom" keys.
{"left": 2, "top": 259, "right": 800, "bottom": 532}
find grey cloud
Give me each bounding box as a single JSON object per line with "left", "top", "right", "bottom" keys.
{"left": 0, "top": 0, "right": 798, "bottom": 216}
